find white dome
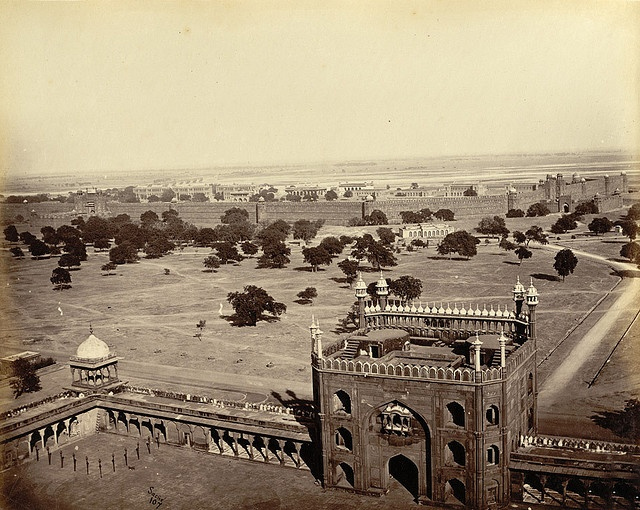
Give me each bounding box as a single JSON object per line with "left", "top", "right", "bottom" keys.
{"left": 76, "top": 333, "right": 110, "bottom": 359}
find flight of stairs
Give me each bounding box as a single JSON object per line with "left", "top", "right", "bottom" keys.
{"left": 342, "top": 339, "right": 360, "bottom": 360}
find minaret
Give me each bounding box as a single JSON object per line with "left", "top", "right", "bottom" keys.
{"left": 376, "top": 271, "right": 389, "bottom": 311}
{"left": 526, "top": 278, "right": 539, "bottom": 344}
{"left": 498, "top": 329, "right": 507, "bottom": 368}
{"left": 472, "top": 333, "right": 483, "bottom": 373}
{"left": 354, "top": 273, "right": 368, "bottom": 331}
{"left": 309, "top": 316, "right": 318, "bottom": 359}
{"left": 512, "top": 276, "right": 526, "bottom": 317}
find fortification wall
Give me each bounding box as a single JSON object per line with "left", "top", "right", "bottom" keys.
{"left": 365, "top": 195, "right": 509, "bottom": 223}
{"left": 107, "top": 202, "right": 258, "bottom": 226}
{"left": 258, "top": 201, "right": 363, "bottom": 225}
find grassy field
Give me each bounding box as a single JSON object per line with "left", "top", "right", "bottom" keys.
{"left": 0, "top": 221, "right": 625, "bottom": 388}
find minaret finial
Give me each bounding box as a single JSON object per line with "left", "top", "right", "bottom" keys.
{"left": 89, "top": 323, "right": 93, "bottom": 335}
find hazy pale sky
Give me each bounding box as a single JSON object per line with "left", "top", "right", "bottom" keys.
{"left": 1, "top": 1, "right": 639, "bottom": 177}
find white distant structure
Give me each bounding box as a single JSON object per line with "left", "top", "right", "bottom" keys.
{"left": 398, "top": 223, "right": 456, "bottom": 243}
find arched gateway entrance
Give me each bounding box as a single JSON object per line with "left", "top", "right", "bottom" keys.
{"left": 367, "top": 400, "right": 432, "bottom": 501}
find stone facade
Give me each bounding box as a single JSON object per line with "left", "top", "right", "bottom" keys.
{"left": 311, "top": 276, "right": 540, "bottom": 508}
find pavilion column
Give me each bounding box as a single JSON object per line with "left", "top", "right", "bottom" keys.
{"left": 38, "top": 429, "right": 46, "bottom": 449}
{"left": 561, "top": 479, "right": 568, "bottom": 506}
{"left": 276, "top": 439, "right": 285, "bottom": 466}
{"left": 294, "top": 442, "right": 302, "bottom": 468}
{"left": 248, "top": 435, "right": 254, "bottom": 460}
{"left": 263, "top": 438, "right": 270, "bottom": 463}
{"left": 231, "top": 432, "right": 239, "bottom": 457}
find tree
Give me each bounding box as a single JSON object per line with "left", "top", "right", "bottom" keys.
{"left": 192, "top": 192, "right": 209, "bottom": 202}
{"left": 526, "top": 202, "right": 550, "bottom": 217}
{"left": 227, "top": 285, "right": 286, "bottom": 326}
{"left": 194, "top": 227, "right": 217, "bottom": 247}
{"left": 365, "top": 210, "right": 388, "bottom": 225}
{"left": 550, "top": 215, "right": 578, "bottom": 234}
{"left": 619, "top": 220, "right": 638, "bottom": 241}
{"left": 625, "top": 203, "right": 640, "bottom": 221}
{"left": 463, "top": 187, "right": 477, "bottom": 196}
{"left": 512, "top": 231, "right": 526, "bottom": 245}
{"left": 19, "top": 231, "right": 36, "bottom": 246}
{"left": 553, "top": 249, "right": 578, "bottom": 282}
{"left": 140, "top": 210, "right": 160, "bottom": 227}
{"left": 620, "top": 242, "right": 640, "bottom": 263}
{"left": 147, "top": 194, "right": 161, "bottom": 202}
{"left": 144, "top": 235, "right": 175, "bottom": 258}
{"left": 343, "top": 190, "right": 353, "bottom": 198}
{"left": 101, "top": 262, "right": 117, "bottom": 276}
{"left": 514, "top": 246, "right": 532, "bottom": 265}
{"left": 302, "top": 246, "right": 332, "bottom": 272}
{"left": 293, "top": 219, "right": 321, "bottom": 243}
{"left": 203, "top": 255, "right": 221, "bottom": 271}
{"left": 437, "top": 231, "right": 479, "bottom": 259}
{"left": 337, "top": 259, "right": 359, "bottom": 287}
{"left": 296, "top": 287, "right": 317, "bottom": 304}
{"left": 56, "top": 225, "right": 81, "bottom": 243}
{"left": 94, "top": 238, "right": 111, "bottom": 251}
{"left": 63, "top": 237, "right": 88, "bottom": 261}
{"left": 40, "top": 226, "right": 59, "bottom": 245}
{"left": 434, "top": 209, "right": 455, "bottom": 221}
{"left": 241, "top": 241, "right": 259, "bottom": 257}
{"left": 351, "top": 234, "right": 396, "bottom": 270}
{"left": 29, "top": 239, "right": 51, "bottom": 259}
{"left": 410, "top": 239, "right": 426, "bottom": 250}
{"left": 325, "top": 190, "right": 338, "bottom": 201}
{"left": 389, "top": 276, "right": 423, "bottom": 302}
{"left": 221, "top": 207, "right": 250, "bottom": 224}
{"left": 4, "top": 224, "right": 19, "bottom": 243}
{"left": 58, "top": 253, "right": 81, "bottom": 270}
{"left": 524, "top": 226, "right": 548, "bottom": 246}
{"left": 376, "top": 227, "right": 396, "bottom": 246}
{"left": 109, "top": 242, "right": 139, "bottom": 264}
{"left": 9, "top": 358, "right": 41, "bottom": 398}
{"left": 214, "top": 242, "right": 243, "bottom": 264}
{"left": 400, "top": 211, "right": 423, "bottom": 223}
{"left": 574, "top": 200, "right": 598, "bottom": 216}
{"left": 160, "top": 189, "right": 176, "bottom": 202}
{"left": 476, "top": 216, "right": 509, "bottom": 237}
{"left": 51, "top": 267, "right": 72, "bottom": 290}
{"left": 318, "top": 236, "right": 344, "bottom": 257}
{"left": 588, "top": 217, "right": 613, "bottom": 236}
{"left": 506, "top": 208, "right": 525, "bottom": 218}
{"left": 499, "top": 237, "right": 517, "bottom": 251}
{"left": 257, "top": 240, "right": 291, "bottom": 268}
{"left": 10, "top": 247, "right": 25, "bottom": 258}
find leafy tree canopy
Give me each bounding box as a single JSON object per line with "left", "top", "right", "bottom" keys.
{"left": 434, "top": 209, "right": 455, "bottom": 221}
{"left": 29, "top": 239, "right": 51, "bottom": 259}
{"left": 221, "top": 207, "right": 250, "bottom": 224}
{"left": 293, "top": 219, "right": 322, "bottom": 242}
{"left": 588, "top": 217, "right": 613, "bottom": 235}
{"left": 51, "top": 267, "right": 72, "bottom": 290}
{"left": 3, "top": 224, "right": 19, "bottom": 243}
{"left": 550, "top": 215, "right": 578, "bottom": 234}
{"left": 526, "top": 202, "right": 550, "bottom": 217}
{"left": 389, "top": 275, "right": 423, "bottom": 302}
{"left": 553, "top": 248, "right": 578, "bottom": 282}
{"left": 476, "top": 216, "right": 509, "bottom": 237}
{"left": 524, "top": 226, "right": 548, "bottom": 246}
{"left": 203, "top": 255, "right": 221, "bottom": 271}
{"left": 376, "top": 227, "right": 396, "bottom": 245}
{"left": 227, "top": 285, "right": 286, "bottom": 326}
{"left": 620, "top": 242, "right": 640, "bottom": 263}
{"left": 302, "top": 246, "right": 332, "bottom": 272}
{"left": 59, "top": 253, "right": 81, "bottom": 269}
{"left": 109, "top": 241, "right": 139, "bottom": 264}
{"left": 506, "top": 208, "right": 525, "bottom": 218}
{"left": 337, "top": 259, "right": 360, "bottom": 287}
{"left": 437, "top": 230, "right": 479, "bottom": 259}
{"left": 10, "top": 358, "right": 41, "bottom": 398}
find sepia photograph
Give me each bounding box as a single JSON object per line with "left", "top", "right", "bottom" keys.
{"left": 1, "top": 1, "right": 639, "bottom": 508}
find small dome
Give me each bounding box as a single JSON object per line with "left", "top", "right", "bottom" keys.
{"left": 365, "top": 194, "right": 374, "bottom": 201}
{"left": 376, "top": 272, "right": 388, "bottom": 288}
{"left": 527, "top": 278, "right": 538, "bottom": 296}
{"left": 513, "top": 276, "right": 526, "bottom": 294}
{"left": 76, "top": 333, "right": 110, "bottom": 359}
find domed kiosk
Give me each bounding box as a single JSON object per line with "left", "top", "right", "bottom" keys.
{"left": 69, "top": 328, "right": 120, "bottom": 392}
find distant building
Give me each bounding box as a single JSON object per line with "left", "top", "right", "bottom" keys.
{"left": 284, "top": 184, "right": 329, "bottom": 200}
{"left": 170, "top": 182, "right": 214, "bottom": 200}
{"left": 338, "top": 181, "right": 376, "bottom": 199}
{"left": 398, "top": 223, "right": 456, "bottom": 243}
{"left": 134, "top": 185, "right": 171, "bottom": 201}
{"left": 212, "top": 183, "right": 260, "bottom": 201}
{"left": 438, "top": 183, "right": 488, "bottom": 197}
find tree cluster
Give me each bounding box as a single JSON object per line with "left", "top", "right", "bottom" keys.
{"left": 437, "top": 231, "right": 479, "bottom": 259}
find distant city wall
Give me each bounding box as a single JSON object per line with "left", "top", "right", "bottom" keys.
{"left": 1, "top": 173, "right": 630, "bottom": 228}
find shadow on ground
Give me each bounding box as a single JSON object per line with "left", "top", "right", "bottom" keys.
{"left": 590, "top": 399, "right": 640, "bottom": 441}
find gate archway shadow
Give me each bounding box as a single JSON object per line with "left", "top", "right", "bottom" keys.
{"left": 389, "top": 454, "right": 419, "bottom": 502}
